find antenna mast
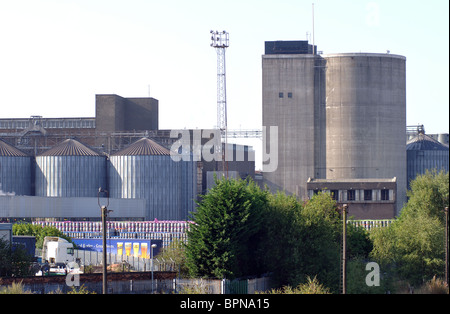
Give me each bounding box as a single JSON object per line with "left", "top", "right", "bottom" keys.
{"left": 312, "top": 3, "right": 315, "bottom": 55}
{"left": 210, "top": 30, "right": 230, "bottom": 176}
{"left": 210, "top": 30, "right": 229, "bottom": 134}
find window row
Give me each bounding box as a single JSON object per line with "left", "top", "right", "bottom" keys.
{"left": 311, "top": 189, "right": 392, "bottom": 202}
{"left": 278, "top": 92, "right": 293, "bottom": 99}
{"left": 0, "top": 119, "right": 95, "bottom": 129}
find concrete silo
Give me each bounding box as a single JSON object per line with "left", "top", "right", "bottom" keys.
{"left": 108, "top": 137, "right": 197, "bottom": 220}
{"left": 406, "top": 132, "right": 449, "bottom": 187}
{"left": 0, "top": 139, "right": 31, "bottom": 195}
{"left": 35, "top": 139, "right": 106, "bottom": 197}
{"left": 262, "top": 42, "right": 407, "bottom": 216}
{"left": 323, "top": 53, "right": 407, "bottom": 213}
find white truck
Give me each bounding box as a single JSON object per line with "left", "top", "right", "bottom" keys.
{"left": 42, "top": 236, "right": 75, "bottom": 265}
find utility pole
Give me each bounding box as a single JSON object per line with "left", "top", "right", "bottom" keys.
{"left": 342, "top": 203, "right": 348, "bottom": 294}
{"left": 445, "top": 207, "right": 449, "bottom": 286}
{"left": 98, "top": 188, "right": 111, "bottom": 295}
{"left": 210, "top": 30, "right": 229, "bottom": 177}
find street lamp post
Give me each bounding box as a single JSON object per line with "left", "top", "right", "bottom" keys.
{"left": 98, "top": 188, "right": 111, "bottom": 295}
{"left": 342, "top": 204, "right": 348, "bottom": 295}
{"left": 151, "top": 243, "right": 157, "bottom": 293}
{"left": 445, "top": 207, "right": 448, "bottom": 286}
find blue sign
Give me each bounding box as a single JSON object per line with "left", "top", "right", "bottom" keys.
{"left": 72, "top": 238, "right": 162, "bottom": 258}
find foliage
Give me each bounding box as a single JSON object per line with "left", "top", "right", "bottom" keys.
{"left": 345, "top": 257, "right": 392, "bottom": 294}
{"left": 185, "top": 177, "right": 269, "bottom": 279}
{"left": 261, "top": 276, "right": 331, "bottom": 294}
{"left": 13, "top": 223, "right": 73, "bottom": 249}
{"left": 155, "top": 239, "right": 189, "bottom": 277}
{"left": 404, "top": 169, "right": 449, "bottom": 220}
{"left": 67, "top": 284, "right": 96, "bottom": 294}
{"left": 346, "top": 223, "right": 373, "bottom": 259}
{"left": 0, "top": 281, "right": 32, "bottom": 294}
{"left": 259, "top": 191, "right": 345, "bottom": 291}
{"left": 370, "top": 170, "right": 448, "bottom": 287}
{"left": 0, "top": 238, "right": 35, "bottom": 277}
{"left": 258, "top": 192, "right": 304, "bottom": 286}
{"left": 416, "top": 276, "right": 449, "bottom": 294}
{"left": 186, "top": 179, "right": 377, "bottom": 292}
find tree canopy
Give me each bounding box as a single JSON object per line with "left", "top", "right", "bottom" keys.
{"left": 370, "top": 170, "right": 448, "bottom": 286}
{"left": 185, "top": 177, "right": 370, "bottom": 292}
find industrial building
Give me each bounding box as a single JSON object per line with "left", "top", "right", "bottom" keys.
{"left": 406, "top": 130, "right": 449, "bottom": 188}
{"left": 262, "top": 40, "right": 407, "bottom": 218}
{"left": 1, "top": 40, "right": 447, "bottom": 223}
{"left": 0, "top": 94, "right": 255, "bottom": 222}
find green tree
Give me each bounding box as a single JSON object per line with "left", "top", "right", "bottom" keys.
{"left": 155, "top": 239, "right": 189, "bottom": 277}
{"left": 185, "top": 177, "right": 268, "bottom": 279}
{"left": 370, "top": 170, "right": 448, "bottom": 286}
{"left": 260, "top": 192, "right": 342, "bottom": 291}
{"left": 298, "top": 192, "right": 341, "bottom": 291}
{"left": 0, "top": 238, "right": 34, "bottom": 277}
{"left": 260, "top": 192, "right": 304, "bottom": 286}
{"left": 13, "top": 223, "right": 72, "bottom": 249}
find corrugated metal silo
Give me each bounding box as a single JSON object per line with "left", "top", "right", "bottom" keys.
{"left": 323, "top": 53, "right": 407, "bottom": 214}
{"left": 108, "top": 137, "right": 197, "bottom": 220}
{"left": 0, "top": 138, "right": 31, "bottom": 195}
{"left": 406, "top": 132, "right": 449, "bottom": 187}
{"left": 35, "top": 139, "right": 106, "bottom": 197}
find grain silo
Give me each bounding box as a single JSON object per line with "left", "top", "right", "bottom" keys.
{"left": 35, "top": 139, "right": 106, "bottom": 197}
{"left": 406, "top": 132, "right": 449, "bottom": 188}
{"left": 262, "top": 42, "right": 407, "bottom": 216}
{"left": 108, "top": 137, "right": 197, "bottom": 220}
{"left": 324, "top": 53, "right": 407, "bottom": 213}
{"left": 0, "top": 138, "right": 31, "bottom": 195}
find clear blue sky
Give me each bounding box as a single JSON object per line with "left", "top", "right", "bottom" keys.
{"left": 0, "top": 0, "right": 448, "bottom": 138}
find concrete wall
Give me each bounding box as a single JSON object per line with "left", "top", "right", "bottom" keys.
{"left": 262, "top": 54, "right": 317, "bottom": 199}
{"left": 0, "top": 196, "right": 146, "bottom": 219}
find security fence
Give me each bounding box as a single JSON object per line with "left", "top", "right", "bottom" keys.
{"left": 73, "top": 249, "right": 177, "bottom": 272}
{"left": 348, "top": 219, "right": 394, "bottom": 230}
{"left": 174, "top": 276, "right": 273, "bottom": 294}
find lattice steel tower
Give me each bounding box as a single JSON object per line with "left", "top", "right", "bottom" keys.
{"left": 210, "top": 30, "right": 229, "bottom": 134}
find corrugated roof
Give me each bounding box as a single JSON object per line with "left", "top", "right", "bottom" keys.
{"left": 406, "top": 133, "right": 449, "bottom": 151}
{"left": 0, "top": 139, "right": 29, "bottom": 157}
{"left": 112, "top": 137, "right": 170, "bottom": 156}
{"left": 38, "top": 139, "right": 101, "bottom": 156}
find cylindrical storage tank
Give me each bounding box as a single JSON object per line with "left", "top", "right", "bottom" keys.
{"left": 35, "top": 139, "right": 106, "bottom": 197}
{"left": 108, "top": 137, "right": 197, "bottom": 220}
{"left": 406, "top": 132, "right": 449, "bottom": 188}
{"left": 323, "top": 53, "right": 407, "bottom": 213}
{"left": 0, "top": 138, "right": 32, "bottom": 195}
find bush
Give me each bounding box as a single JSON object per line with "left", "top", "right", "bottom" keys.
{"left": 0, "top": 281, "right": 32, "bottom": 294}
{"left": 417, "top": 276, "right": 449, "bottom": 294}
{"left": 261, "top": 276, "right": 331, "bottom": 294}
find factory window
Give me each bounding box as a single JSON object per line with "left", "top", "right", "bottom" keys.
{"left": 288, "top": 92, "right": 293, "bottom": 98}
{"left": 347, "top": 190, "right": 355, "bottom": 201}
{"left": 331, "top": 190, "right": 339, "bottom": 201}
{"left": 364, "top": 190, "right": 372, "bottom": 201}
{"left": 381, "top": 189, "right": 390, "bottom": 201}
{"left": 279, "top": 92, "right": 284, "bottom": 98}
